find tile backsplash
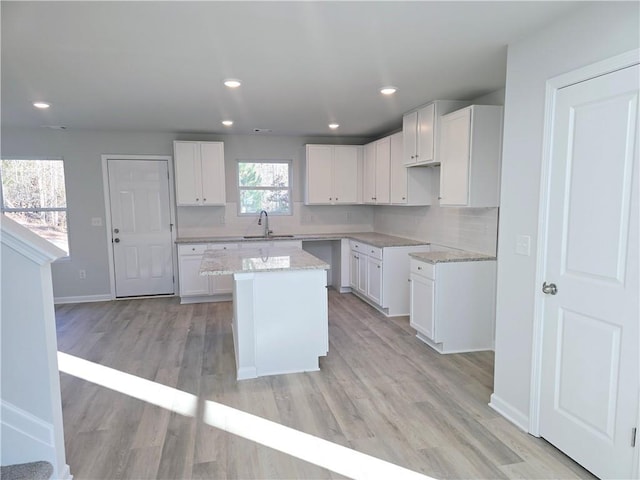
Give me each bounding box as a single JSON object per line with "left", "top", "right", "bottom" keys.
{"left": 373, "top": 205, "right": 499, "bottom": 256}
{"left": 176, "top": 202, "right": 375, "bottom": 238}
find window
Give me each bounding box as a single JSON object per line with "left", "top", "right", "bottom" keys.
{"left": 237, "top": 160, "right": 292, "bottom": 215}
{"left": 1, "top": 158, "right": 69, "bottom": 255}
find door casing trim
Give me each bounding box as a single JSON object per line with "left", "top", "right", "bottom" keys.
{"left": 530, "top": 49, "right": 639, "bottom": 475}
{"left": 101, "top": 154, "right": 177, "bottom": 300}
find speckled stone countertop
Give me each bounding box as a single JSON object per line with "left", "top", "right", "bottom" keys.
{"left": 200, "top": 246, "right": 330, "bottom": 276}
{"left": 409, "top": 250, "right": 496, "bottom": 264}
{"left": 177, "top": 232, "right": 428, "bottom": 248}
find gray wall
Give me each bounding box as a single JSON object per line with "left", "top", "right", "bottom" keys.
{"left": 492, "top": 2, "right": 639, "bottom": 427}
{"left": 0, "top": 128, "right": 371, "bottom": 298}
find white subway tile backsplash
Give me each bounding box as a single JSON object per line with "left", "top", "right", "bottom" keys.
{"left": 373, "top": 205, "right": 498, "bottom": 256}
{"left": 177, "top": 202, "right": 375, "bottom": 238}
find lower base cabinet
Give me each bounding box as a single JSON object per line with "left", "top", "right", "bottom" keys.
{"left": 409, "top": 257, "right": 496, "bottom": 353}
{"left": 349, "top": 240, "right": 429, "bottom": 316}
{"left": 178, "top": 240, "right": 302, "bottom": 304}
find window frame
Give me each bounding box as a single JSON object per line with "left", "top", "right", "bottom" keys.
{"left": 0, "top": 156, "right": 71, "bottom": 258}
{"left": 236, "top": 159, "right": 293, "bottom": 216}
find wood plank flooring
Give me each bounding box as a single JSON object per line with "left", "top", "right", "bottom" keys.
{"left": 55, "top": 292, "right": 595, "bottom": 479}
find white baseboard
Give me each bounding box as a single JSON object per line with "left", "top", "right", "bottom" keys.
{"left": 60, "top": 463, "right": 73, "bottom": 480}
{"left": 489, "top": 393, "right": 529, "bottom": 432}
{"left": 54, "top": 294, "right": 112, "bottom": 304}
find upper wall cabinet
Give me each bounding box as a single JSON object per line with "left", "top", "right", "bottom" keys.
{"left": 389, "top": 132, "right": 435, "bottom": 205}
{"left": 304, "top": 144, "right": 361, "bottom": 205}
{"left": 174, "top": 141, "right": 226, "bottom": 206}
{"left": 403, "top": 100, "right": 469, "bottom": 167}
{"left": 439, "top": 105, "right": 503, "bottom": 207}
{"left": 363, "top": 137, "right": 391, "bottom": 204}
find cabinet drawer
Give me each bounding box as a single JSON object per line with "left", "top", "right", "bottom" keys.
{"left": 207, "top": 243, "right": 238, "bottom": 251}
{"left": 350, "top": 240, "right": 363, "bottom": 252}
{"left": 410, "top": 259, "right": 435, "bottom": 279}
{"left": 178, "top": 244, "right": 208, "bottom": 255}
{"left": 365, "top": 245, "right": 383, "bottom": 260}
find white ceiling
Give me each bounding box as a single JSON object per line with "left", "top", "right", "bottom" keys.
{"left": 2, "top": 1, "right": 584, "bottom": 138}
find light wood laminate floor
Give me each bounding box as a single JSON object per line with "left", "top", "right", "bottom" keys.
{"left": 55, "top": 292, "right": 594, "bottom": 479}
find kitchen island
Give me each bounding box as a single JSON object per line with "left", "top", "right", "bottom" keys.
{"left": 200, "top": 246, "right": 330, "bottom": 380}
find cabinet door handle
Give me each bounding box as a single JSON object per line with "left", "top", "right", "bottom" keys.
{"left": 203, "top": 198, "right": 207, "bottom": 202}
{"left": 417, "top": 266, "right": 422, "bottom": 270}
{"left": 329, "top": 197, "right": 332, "bottom": 201}
{"left": 377, "top": 265, "right": 380, "bottom": 269}
{"left": 196, "top": 198, "right": 199, "bottom": 202}
{"left": 402, "top": 197, "right": 406, "bottom": 200}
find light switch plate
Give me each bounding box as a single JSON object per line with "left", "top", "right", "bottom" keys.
{"left": 515, "top": 234, "right": 531, "bottom": 256}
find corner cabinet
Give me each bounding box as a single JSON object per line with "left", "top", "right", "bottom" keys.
{"left": 402, "top": 100, "right": 469, "bottom": 166}
{"left": 304, "top": 144, "right": 361, "bottom": 205}
{"left": 349, "top": 240, "right": 429, "bottom": 316}
{"left": 438, "top": 105, "right": 503, "bottom": 207}
{"left": 174, "top": 141, "right": 226, "bottom": 206}
{"left": 409, "top": 257, "right": 496, "bottom": 353}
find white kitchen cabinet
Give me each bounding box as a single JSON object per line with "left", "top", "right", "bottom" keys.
{"left": 363, "top": 136, "right": 390, "bottom": 204}
{"left": 409, "top": 257, "right": 496, "bottom": 353}
{"left": 177, "top": 242, "right": 238, "bottom": 303}
{"left": 178, "top": 244, "right": 210, "bottom": 296}
{"left": 174, "top": 141, "right": 226, "bottom": 206}
{"left": 349, "top": 240, "right": 429, "bottom": 316}
{"left": 366, "top": 256, "right": 383, "bottom": 305}
{"left": 438, "top": 105, "right": 503, "bottom": 207}
{"left": 304, "top": 144, "right": 361, "bottom": 205}
{"left": 403, "top": 100, "right": 469, "bottom": 166}
{"left": 389, "top": 132, "right": 435, "bottom": 205}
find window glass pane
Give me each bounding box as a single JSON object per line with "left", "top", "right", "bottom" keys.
{"left": 239, "top": 162, "right": 289, "bottom": 187}
{"left": 237, "top": 160, "right": 292, "bottom": 215}
{"left": 1, "top": 159, "right": 67, "bottom": 209}
{"left": 239, "top": 189, "right": 290, "bottom": 214}
{"left": 5, "top": 211, "right": 69, "bottom": 254}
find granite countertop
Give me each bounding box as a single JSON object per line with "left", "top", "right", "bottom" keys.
{"left": 409, "top": 250, "right": 496, "bottom": 264}
{"left": 177, "top": 232, "right": 428, "bottom": 248}
{"left": 200, "top": 246, "right": 330, "bottom": 275}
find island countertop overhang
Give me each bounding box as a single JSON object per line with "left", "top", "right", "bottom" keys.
{"left": 200, "top": 246, "right": 330, "bottom": 276}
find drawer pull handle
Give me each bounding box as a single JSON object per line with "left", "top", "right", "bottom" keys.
{"left": 417, "top": 266, "right": 422, "bottom": 270}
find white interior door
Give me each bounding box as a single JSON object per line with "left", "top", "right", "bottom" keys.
{"left": 108, "top": 159, "right": 174, "bottom": 297}
{"left": 540, "top": 64, "right": 639, "bottom": 479}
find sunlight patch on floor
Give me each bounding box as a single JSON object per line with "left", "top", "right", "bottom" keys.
{"left": 57, "top": 351, "right": 434, "bottom": 480}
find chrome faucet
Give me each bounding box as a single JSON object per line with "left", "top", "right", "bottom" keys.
{"left": 257, "top": 210, "right": 271, "bottom": 238}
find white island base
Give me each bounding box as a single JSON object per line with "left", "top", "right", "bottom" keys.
{"left": 232, "top": 268, "right": 328, "bottom": 380}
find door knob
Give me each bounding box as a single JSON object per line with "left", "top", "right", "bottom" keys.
{"left": 542, "top": 282, "right": 557, "bottom": 295}
{"left": 114, "top": 238, "right": 120, "bottom": 243}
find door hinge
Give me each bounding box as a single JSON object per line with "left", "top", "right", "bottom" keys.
{"left": 632, "top": 427, "right": 637, "bottom": 447}
{"left": 169, "top": 223, "right": 173, "bottom": 231}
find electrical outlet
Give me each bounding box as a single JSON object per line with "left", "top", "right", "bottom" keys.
{"left": 91, "top": 217, "right": 102, "bottom": 226}
{"left": 219, "top": 215, "right": 225, "bottom": 225}
{"left": 79, "top": 269, "right": 87, "bottom": 279}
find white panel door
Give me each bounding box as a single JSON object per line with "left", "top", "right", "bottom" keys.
{"left": 108, "top": 160, "right": 174, "bottom": 297}
{"left": 540, "top": 64, "right": 639, "bottom": 479}
{"left": 306, "top": 145, "right": 334, "bottom": 203}
{"left": 409, "top": 273, "right": 435, "bottom": 341}
{"left": 174, "top": 141, "right": 201, "bottom": 205}
{"left": 375, "top": 137, "right": 391, "bottom": 204}
{"left": 366, "top": 256, "right": 383, "bottom": 305}
{"left": 416, "top": 103, "right": 435, "bottom": 164}
{"left": 439, "top": 108, "right": 471, "bottom": 205}
{"left": 363, "top": 142, "right": 377, "bottom": 203}
{"left": 333, "top": 146, "right": 358, "bottom": 204}
{"left": 200, "top": 142, "right": 226, "bottom": 205}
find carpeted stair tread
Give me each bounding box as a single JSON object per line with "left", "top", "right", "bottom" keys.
{"left": 0, "top": 461, "right": 53, "bottom": 480}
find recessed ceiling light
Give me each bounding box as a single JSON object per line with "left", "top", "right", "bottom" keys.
{"left": 224, "top": 79, "right": 241, "bottom": 88}
{"left": 33, "top": 102, "right": 51, "bottom": 109}
{"left": 222, "top": 120, "right": 234, "bottom": 126}
{"left": 380, "top": 86, "right": 398, "bottom": 95}
{"left": 329, "top": 123, "right": 339, "bottom": 129}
